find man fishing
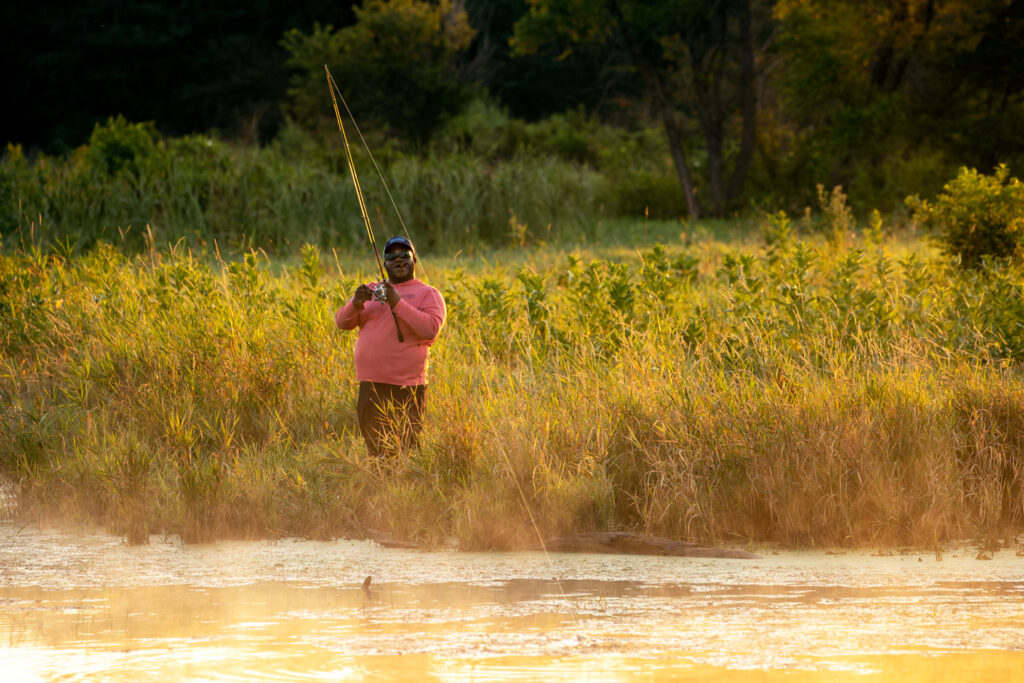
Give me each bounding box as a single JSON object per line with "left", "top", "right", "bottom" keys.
{"left": 335, "top": 236, "right": 446, "bottom": 457}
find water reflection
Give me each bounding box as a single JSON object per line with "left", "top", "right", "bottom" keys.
{"left": 2, "top": 523, "right": 1022, "bottom": 681}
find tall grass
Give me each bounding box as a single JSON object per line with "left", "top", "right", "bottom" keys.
{"left": 2, "top": 113, "right": 674, "bottom": 253}
{"left": 2, "top": 222, "right": 1023, "bottom": 548}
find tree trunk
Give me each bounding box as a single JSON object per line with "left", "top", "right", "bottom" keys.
{"left": 705, "top": 126, "right": 726, "bottom": 216}
{"left": 689, "top": 0, "right": 758, "bottom": 215}
{"left": 606, "top": 0, "right": 700, "bottom": 219}
{"left": 658, "top": 95, "right": 701, "bottom": 219}
{"left": 690, "top": 60, "right": 726, "bottom": 214}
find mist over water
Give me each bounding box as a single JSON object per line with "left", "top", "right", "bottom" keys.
{"left": 2, "top": 523, "right": 1022, "bottom": 681}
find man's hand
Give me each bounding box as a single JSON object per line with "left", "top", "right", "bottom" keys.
{"left": 352, "top": 284, "right": 374, "bottom": 310}
{"left": 383, "top": 280, "right": 401, "bottom": 308}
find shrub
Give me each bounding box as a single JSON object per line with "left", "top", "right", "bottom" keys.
{"left": 908, "top": 165, "right": 1024, "bottom": 268}
{"left": 84, "top": 116, "right": 162, "bottom": 178}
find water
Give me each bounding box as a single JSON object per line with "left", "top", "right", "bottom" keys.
{"left": 1, "top": 523, "right": 1022, "bottom": 681}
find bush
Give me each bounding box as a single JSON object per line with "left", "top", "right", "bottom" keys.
{"left": 84, "top": 116, "right": 162, "bottom": 178}
{"left": 908, "top": 165, "right": 1024, "bottom": 268}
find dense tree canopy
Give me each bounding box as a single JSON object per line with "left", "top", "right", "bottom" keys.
{"left": 3, "top": 0, "right": 1023, "bottom": 214}
{"left": 512, "top": 0, "right": 768, "bottom": 217}
{"left": 770, "top": 0, "right": 1024, "bottom": 206}
{"left": 283, "top": 0, "right": 475, "bottom": 144}
{"left": 2, "top": 0, "right": 353, "bottom": 150}
{"left": 464, "top": 0, "right": 637, "bottom": 121}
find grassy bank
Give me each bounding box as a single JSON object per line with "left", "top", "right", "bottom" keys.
{"left": 2, "top": 220, "right": 1023, "bottom": 549}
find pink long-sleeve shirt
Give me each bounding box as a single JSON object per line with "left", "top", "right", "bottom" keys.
{"left": 335, "top": 278, "right": 446, "bottom": 386}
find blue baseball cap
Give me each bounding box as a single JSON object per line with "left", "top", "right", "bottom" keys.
{"left": 383, "top": 236, "right": 415, "bottom": 253}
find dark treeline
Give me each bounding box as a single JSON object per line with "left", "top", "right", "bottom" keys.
{"left": 4, "top": 0, "right": 601, "bottom": 149}
{"left": 3, "top": 0, "right": 356, "bottom": 149}
{"left": 4, "top": 0, "right": 1024, "bottom": 219}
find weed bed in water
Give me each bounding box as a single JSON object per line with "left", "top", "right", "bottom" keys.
{"left": 2, "top": 524, "right": 1022, "bottom": 681}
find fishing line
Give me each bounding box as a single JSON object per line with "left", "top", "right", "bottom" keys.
{"left": 478, "top": 371, "right": 573, "bottom": 618}
{"left": 324, "top": 67, "right": 427, "bottom": 282}
{"left": 325, "top": 66, "right": 385, "bottom": 280}
{"left": 325, "top": 65, "right": 403, "bottom": 341}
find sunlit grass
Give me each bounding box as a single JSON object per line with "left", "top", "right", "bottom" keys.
{"left": 2, "top": 218, "right": 1022, "bottom": 549}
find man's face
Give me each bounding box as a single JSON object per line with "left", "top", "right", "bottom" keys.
{"left": 384, "top": 247, "right": 415, "bottom": 283}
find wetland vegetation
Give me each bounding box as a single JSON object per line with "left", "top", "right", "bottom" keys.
{"left": 3, "top": 164, "right": 1023, "bottom": 548}
{"left": 4, "top": 0, "right": 1024, "bottom": 552}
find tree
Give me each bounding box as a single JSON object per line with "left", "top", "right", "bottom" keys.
{"left": 463, "top": 0, "right": 636, "bottom": 121}
{"left": 772, "top": 0, "right": 1024, "bottom": 204}
{"left": 513, "top": 0, "right": 766, "bottom": 218}
{"left": 282, "top": 0, "right": 475, "bottom": 145}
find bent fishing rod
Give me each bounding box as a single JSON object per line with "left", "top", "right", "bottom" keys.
{"left": 325, "top": 65, "right": 403, "bottom": 342}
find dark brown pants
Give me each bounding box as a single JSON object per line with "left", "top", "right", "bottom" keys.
{"left": 356, "top": 381, "right": 426, "bottom": 457}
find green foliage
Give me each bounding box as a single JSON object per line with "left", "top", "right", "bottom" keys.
{"left": 762, "top": 211, "right": 792, "bottom": 264}
{"left": 298, "top": 243, "right": 324, "bottom": 290}
{"left": 9, "top": 100, "right": 1017, "bottom": 259}
{"left": 513, "top": 0, "right": 763, "bottom": 216}
{"left": 1, "top": 118, "right": 363, "bottom": 251}
{"left": 437, "top": 100, "right": 683, "bottom": 218}
{"left": 283, "top": 0, "right": 475, "bottom": 144}
{"left": 378, "top": 152, "right": 601, "bottom": 245}
{"left": 814, "top": 184, "right": 855, "bottom": 249}
{"left": 607, "top": 172, "right": 688, "bottom": 219}
{"left": 769, "top": 0, "right": 1024, "bottom": 212}
{"left": 440, "top": 103, "right": 602, "bottom": 163}
{"left": 465, "top": 0, "right": 629, "bottom": 122}
{"left": 515, "top": 265, "right": 556, "bottom": 346}
{"left": 6, "top": 0, "right": 1024, "bottom": 224}
{"left": 84, "top": 116, "right": 162, "bottom": 177}
{"left": 908, "top": 165, "right": 1024, "bottom": 268}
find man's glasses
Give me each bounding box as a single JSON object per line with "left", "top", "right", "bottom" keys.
{"left": 384, "top": 250, "right": 413, "bottom": 262}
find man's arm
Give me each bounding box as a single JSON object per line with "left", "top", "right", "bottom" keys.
{"left": 392, "top": 288, "right": 446, "bottom": 340}
{"left": 335, "top": 300, "right": 360, "bottom": 329}
{"left": 336, "top": 284, "right": 374, "bottom": 329}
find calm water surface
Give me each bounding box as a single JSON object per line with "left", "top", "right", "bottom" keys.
{"left": 1, "top": 523, "right": 1022, "bottom": 681}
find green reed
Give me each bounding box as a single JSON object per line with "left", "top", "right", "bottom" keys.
{"left": 2, "top": 117, "right": 626, "bottom": 253}
{"left": 2, "top": 224, "right": 1023, "bottom": 548}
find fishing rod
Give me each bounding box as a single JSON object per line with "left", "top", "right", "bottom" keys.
{"left": 325, "top": 65, "right": 403, "bottom": 342}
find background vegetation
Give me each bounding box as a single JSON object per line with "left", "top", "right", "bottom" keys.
{"left": 3, "top": 1, "right": 1024, "bottom": 549}
{"left": 2, "top": 207, "right": 1024, "bottom": 547}
{"left": 5, "top": 0, "right": 1024, "bottom": 229}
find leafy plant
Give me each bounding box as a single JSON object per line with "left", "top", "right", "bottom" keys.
{"left": 84, "top": 116, "right": 162, "bottom": 178}
{"left": 908, "top": 165, "right": 1024, "bottom": 268}
{"left": 816, "top": 184, "right": 855, "bottom": 248}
